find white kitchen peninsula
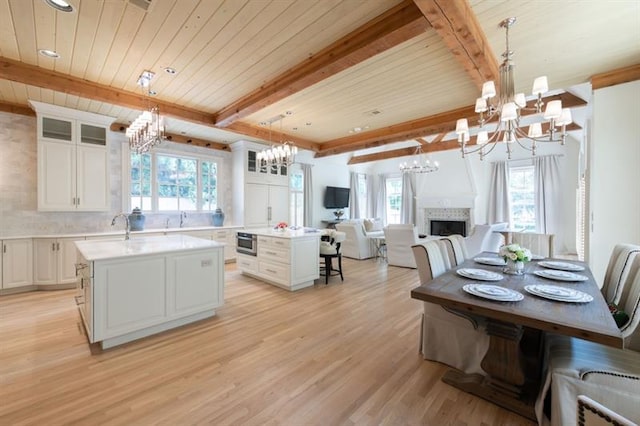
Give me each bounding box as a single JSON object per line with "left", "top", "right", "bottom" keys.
{"left": 75, "top": 235, "right": 224, "bottom": 349}
{"left": 236, "top": 228, "right": 321, "bottom": 291}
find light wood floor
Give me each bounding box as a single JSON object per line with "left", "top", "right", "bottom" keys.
{"left": 0, "top": 258, "right": 534, "bottom": 425}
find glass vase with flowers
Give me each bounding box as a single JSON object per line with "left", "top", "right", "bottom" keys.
{"left": 499, "top": 244, "right": 531, "bottom": 275}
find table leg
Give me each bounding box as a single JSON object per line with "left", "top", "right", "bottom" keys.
{"left": 441, "top": 321, "right": 540, "bottom": 421}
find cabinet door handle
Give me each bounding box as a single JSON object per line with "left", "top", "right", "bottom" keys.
{"left": 56, "top": 242, "right": 60, "bottom": 251}
{"left": 77, "top": 197, "right": 80, "bottom": 205}
{"left": 2, "top": 244, "right": 5, "bottom": 254}
{"left": 266, "top": 268, "right": 277, "bottom": 274}
{"left": 52, "top": 242, "right": 56, "bottom": 251}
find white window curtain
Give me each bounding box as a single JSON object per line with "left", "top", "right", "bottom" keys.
{"left": 488, "top": 161, "right": 511, "bottom": 225}
{"left": 534, "top": 154, "right": 561, "bottom": 236}
{"left": 400, "top": 172, "right": 416, "bottom": 224}
{"left": 349, "top": 171, "right": 361, "bottom": 219}
{"left": 375, "top": 173, "right": 388, "bottom": 225}
{"left": 301, "top": 163, "right": 313, "bottom": 227}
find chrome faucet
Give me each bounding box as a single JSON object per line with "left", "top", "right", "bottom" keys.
{"left": 180, "top": 211, "right": 187, "bottom": 228}
{"left": 111, "top": 214, "right": 131, "bottom": 240}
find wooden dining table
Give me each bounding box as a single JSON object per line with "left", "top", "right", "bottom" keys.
{"left": 410, "top": 253, "right": 623, "bottom": 421}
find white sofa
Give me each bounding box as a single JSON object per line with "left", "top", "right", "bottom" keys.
{"left": 335, "top": 219, "right": 383, "bottom": 260}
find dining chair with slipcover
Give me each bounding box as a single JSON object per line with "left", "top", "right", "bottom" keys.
{"left": 411, "top": 241, "right": 490, "bottom": 374}
{"left": 535, "top": 255, "right": 640, "bottom": 425}
{"left": 577, "top": 395, "right": 637, "bottom": 426}
{"left": 442, "top": 234, "right": 468, "bottom": 266}
{"left": 601, "top": 243, "right": 640, "bottom": 305}
{"left": 511, "top": 232, "right": 555, "bottom": 258}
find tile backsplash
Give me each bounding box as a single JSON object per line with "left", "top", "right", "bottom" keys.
{"left": 0, "top": 111, "right": 234, "bottom": 238}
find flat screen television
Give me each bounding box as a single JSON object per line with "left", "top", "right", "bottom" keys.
{"left": 324, "top": 186, "right": 350, "bottom": 209}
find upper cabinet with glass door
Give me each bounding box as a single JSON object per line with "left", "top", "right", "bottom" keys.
{"left": 30, "top": 101, "right": 115, "bottom": 212}
{"left": 245, "top": 149, "right": 288, "bottom": 186}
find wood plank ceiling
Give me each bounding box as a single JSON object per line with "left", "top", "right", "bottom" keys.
{"left": 0, "top": 0, "right": 638, "bottom": 161}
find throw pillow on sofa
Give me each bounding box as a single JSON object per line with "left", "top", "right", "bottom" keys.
{"left": 364, "top": 218, "right": 383, "bottom": 232}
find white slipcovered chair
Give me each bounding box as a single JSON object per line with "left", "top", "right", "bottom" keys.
{"left": 511, "top": 232, "right": 555, "bottom": 258}
{"left": 602, "top": 244, "right": 640, "bottom": 305}
{"left": 335, "top": 219, "right": 383, "bottom": 260}
{"left": 536, "top": 255, "right": 640, "bottom": 425}
{"left": 577, "top": 395, "right": 637, "bottom": 426}
{"left": 412, "top": 241, "right": 489, "bottom": 374}
{"left": 464, "top": 222, "right": 508, "bottom": 257}
{"left": 384, "top": 224, "right": 430, "bottom": 268}
{"left": 442, "top": 234, "right": 468, "bottom": 266}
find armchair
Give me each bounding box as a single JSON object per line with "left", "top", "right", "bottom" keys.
{"left": 335, "top": 219, "right": 383, "bottom": 260}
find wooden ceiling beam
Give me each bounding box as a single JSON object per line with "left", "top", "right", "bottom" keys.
{"left": 213, "top": 0, "right": 430, "bottom": 127}
{"left": 591, "top": 63, "right": 640, "bottom": 90}
{"left": 413, "top": 0, "right": 499, "bottom": 89}
{"left": 0, "top": 56, "right": 213, "bottom": 126}
{"left": 0, "top": 101, "right": 35, "bottom": 117}
{"left": 225, "top": 121, "right": 320, "bottom": 152}
{"left": 110, "top": 122, "right": 231, "bottom": 152}
{"left": 315, "top": 92, "right": 587, "bottom": 157}
{"left": 348, "top": 121, "right": 582, "bottom": 164}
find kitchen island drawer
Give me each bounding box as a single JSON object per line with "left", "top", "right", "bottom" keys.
{"left": 258, "top": 261, "right": 289, "bottom": 285}
{"left": 258, "top": 246, "right": 290, "bottom": 263}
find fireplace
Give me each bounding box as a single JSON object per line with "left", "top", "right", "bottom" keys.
{"left": 430, "top": 220, "right": 467, "bottom": 237}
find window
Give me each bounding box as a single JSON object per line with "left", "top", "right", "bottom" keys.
{"left": 509, "top": 165, "right": 535, "bottom": 232}
{"left": 130, "top": 153, "right": 152, "bottom": 211}
{"left": 128, "top": 151, "right": 218, "bottom": 212}
{"left": 356, "top": 173, "right": 368, "bottom": 217}
{"left": 157, "top": 155, "right": 197, "bottom": 211}
{"left": 385, "top": 176, "right": 402, "bottom": 224}
{"left": 201, "top": 161, "right": 217, "bottom": 211}
{"left": 290, "top": 170, "right": 303, "bottom": 227}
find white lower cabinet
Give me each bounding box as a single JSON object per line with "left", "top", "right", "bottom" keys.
{"left": 33, "top": 237, "right": 83, "bottom": 286}
{"left": 84, "top": 246, "right": 224, "bottom": 349}
{"left": 212, "top": 228, "right": 239, "bottom": 263}
{"left": 239, "top": 234, "right": 319, "bottom": 291}
{"left": 2, "top": 239, "right": 33, "bottom": 289}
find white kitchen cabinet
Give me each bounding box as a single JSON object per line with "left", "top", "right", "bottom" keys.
{"left": 33, "top": 238, "right": 83, "bottom": 286}
{"left": 245, "top": 148, "right": 289, "bottom": 186}
{"left": 2, "top": 239, "right": 33, "bottom": 289}
{"left": 76, "top": 235, "right": 224, "bottom": 349}
{"left": 238, "top": 232, "right": 320, "bottom": 291}
{"left": 231, "top": 141, "right": 291, "bottom": 229}
{"left": 30, "top": 101, "right": 114, "bottom": 212}
{"left": 211, "top": 228, "right": 239, "bottom": 263}
{"left": 245, "top": 183, "right": 289, "bottom": 228}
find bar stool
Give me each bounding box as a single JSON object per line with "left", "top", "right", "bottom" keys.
{"left": 319, "top": 230, "right": 346, "bottom": 284}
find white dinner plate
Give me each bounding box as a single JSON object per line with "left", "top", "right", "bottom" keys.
{"left": 538, "top": 261, "right": 585, "bottom": 272}
{"left": 456, "top": 268, "right": 504, "bottom": 281}
{"left": 474, "top": 257, "right": 507, "bottom": 267}
{"left": 463, "top": 284, "right": 523, "bottom": 302}
{"left": 534, "top": 270, "right": 588, "bottom": 282}
{"left": 524, "top": 284, "right": 593, "bottom": 303}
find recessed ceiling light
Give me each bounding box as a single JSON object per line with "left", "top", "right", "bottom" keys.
{"left": 305, "top": 122, "right": 312, "bottom": 126}
{"left": 285, "top": 111, "right": 293, "bottom": 115}
{"left": 148, "top": 90, "right": 157, "bottom": 96}
{"left": 38, "top": 49, "right": 60, "bottom": 59}
{"left": 163, "top": 67, "right": 177, "bottom": 75}
{"left": 44, "top": 0, "right": 74, "bottom": 12}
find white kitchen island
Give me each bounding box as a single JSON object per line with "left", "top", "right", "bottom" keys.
{"left": 75, "top": 235, "right": 224, "bottom": 349}
{"left": 236, "top": 228, "right": 321, "bottom": 291}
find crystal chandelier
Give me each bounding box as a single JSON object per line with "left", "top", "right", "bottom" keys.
{"left": 126, "top": 70, "right": 165, "bottom": 154}
{"left": 455, "top": 17, "right": 573, "bottom": 160}
{"left": 399, "top": 145, "right": 439, "bottom": 174}
{"left": 257, "top": 114, "right": 298, "bottom": 167}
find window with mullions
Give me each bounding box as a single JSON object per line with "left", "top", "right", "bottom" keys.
{"left": 130, "top": 153, "right": 152, "bottom": 211}
{"left": 201, "top": 161, "right": 217, "bottom": 211}
{"left": 157, "top": 155, "right": 197, "bottom": 211}
{"left": 509, "top": 165, "right": 536, "bottom": 232}
{"left": 128, "top": 152, "right": 218, "bottom": 212}
{"left": 356, "top": 173, "right": 368, "bottom": 218}
{"left": 290, "top": 170, "right": 303, "bottom": 227}
{"left": 385, "top": 176, "right": 402, "bottom": 224}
